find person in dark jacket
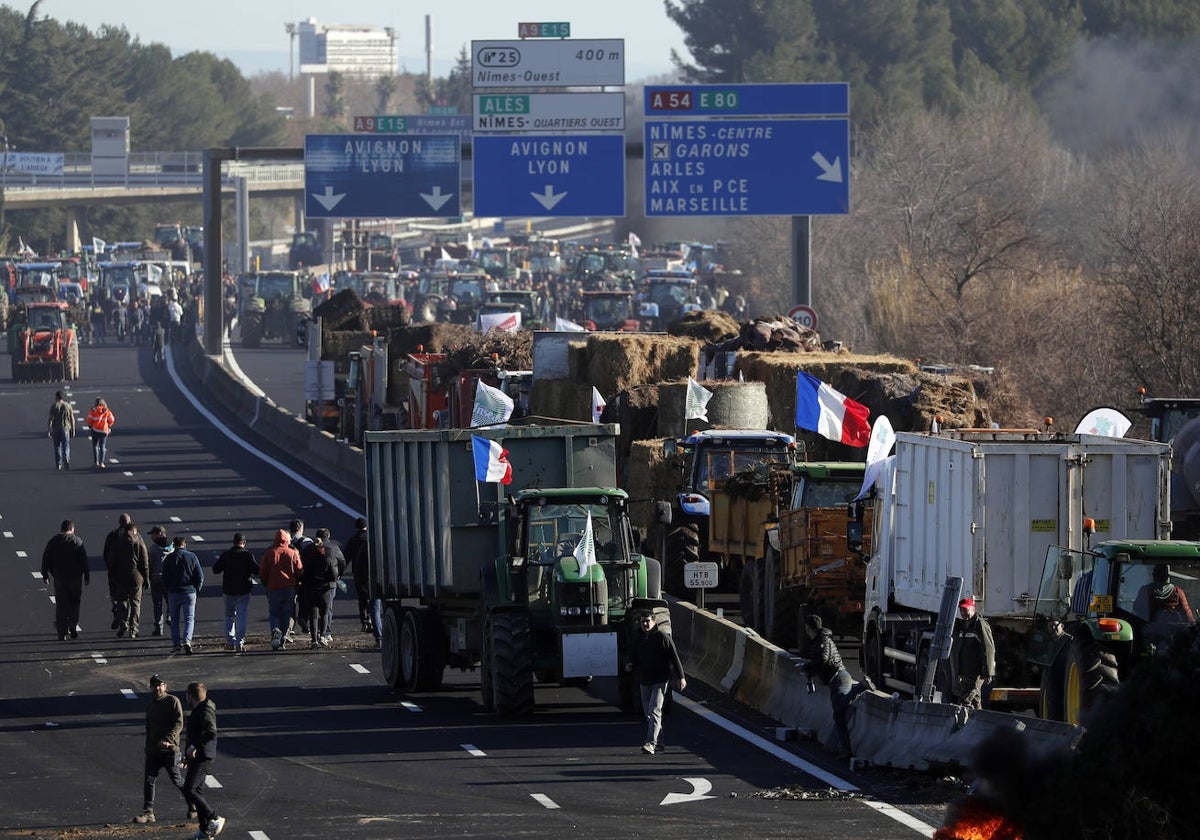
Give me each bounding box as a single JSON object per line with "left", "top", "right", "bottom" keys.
{"left": 47, "top": 390, "right": 75, "bottom": 470}
{"left": 626, "top": 611, "right": 686, "bottom": 755}
{"left": 301, "top": 528, "right": 345, "bottom": 648}
{"left": 345, "top": 517, "right": 376, "bottom": 635}
{"left": 133, "top": 673, "right": 186, "bottom": 825}
{"left": 799, "top": 613, "right": 870, "bottom": 757}
{"left": 182, "top": 682, "right": 225, "bottom": 839}
{"left": 162, "top": 536, "right": 204, "bottom": 655}
{"left": 951, "top": 596, "right": 996, "bottom": 709}
{"left": 146, "top": 525, "right": 172, "bottom": 636}
{"left": 41, "top": 519, "right": 90, "bottom": 640}
{"left": 109, "top": 522, "right": 150, "bottom": 638}
{"left": 103, "top": 513, "right": 133, "bottom": 630}
{"left": 213, "top": 533, "right": 256, "bottom": 653}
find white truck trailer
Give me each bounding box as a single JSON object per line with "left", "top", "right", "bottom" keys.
{"left": 860, "top": 429, "right": 1170, "bottom": 711}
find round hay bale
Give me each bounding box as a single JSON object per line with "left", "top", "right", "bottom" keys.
{"left": 668, "top": 309, "right": 741, "bottom": 342}
{"left": 657, "top": 380, "right": 771, "bottom": 434}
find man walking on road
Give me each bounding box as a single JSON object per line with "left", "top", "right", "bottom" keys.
{"left": 133, "top": 674, "right": 186, "bottom": 826}
{"left": 259, "top": 529, "right": 302, "bottom": 651}
{"left": 300, "top": 528, "right": 344, "bottom": 648}
{"left": 86, "top": 396, "right": 115, "bottom": 467}
{"left": 951, "top": 596, "right": 996, "bottom": 709}
{"left": 182, "top": 682, "right": 226, "bottom": 839}
{"left": 346, "top": 517, "right": 379, "bottom": 639}
{"left": 48, "top": 390, "right": 75, "bottom": 470}
{"left": 626, "top": 611, "right": 686, "bottom": 755}
{"left": 146, "top": 525, "right": 172, "bottom": 636}
{"left": 41, "top": 519, "right": 89, "bottom": 640}
{"left": 109, "top": 522, "right": 150, "bottom": 638}
{"left": 162, "top": 536, "right": 204, "bottom": 655}
{"left": 213, "top": 533, "right": 256, "bottom": 653}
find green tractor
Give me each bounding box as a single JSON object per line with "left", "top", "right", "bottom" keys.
{"left": 478, "top": 488, "right": 667, "bottom": 715}
{"left": 1032, "top": 540, "right": 1200, "bottom": 723}
{"left": 238, "top": 271, "right": 312, "bottom": 348}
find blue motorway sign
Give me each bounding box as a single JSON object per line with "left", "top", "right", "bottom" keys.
{"left": 304, "top": 133, "right": 461, "bottom": 219}
{"left": 644, "top": 83, "right": 848, "bottom": 117}
{"left": 644, "top": 119, "right": 849, "bottom": 216}
{"left": 473, "top": 134, "right": 625, "bottom": 218}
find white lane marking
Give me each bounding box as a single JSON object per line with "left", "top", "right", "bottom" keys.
{"left": 675, "top": 695, "right": 936, "bottom": 836}
{"left": 170, "top": 516, "right": 182, "bottom": 522}
{"left": 204, "top": 776, "right": 222, "bottom": 789}
{"left": 17, "top": 550, "right": 27, "bottom": 557}
{"left": 531, "top": 793, "right": 560, "bottom": 810}
{"left": 861, "top": 800, "right": 938, "bottom": 837}
{"left": 349, "top": 664, "right": 369, "bottom": 674}
{"left": 461, "top": 744, "right": 487, "bottom": 757}
{"left": 30, "top": 571, "right": 41, "bottom": 579}
{"left": 3, "top": 531, "right": 11, "bottom": 538}
{"left": 660, "top": 777, "right": 715, "bottom": 806}
{"left": 166, "top": 347, "right": 362, "bottom": 519}
{"left": 109, "top": 458, "right": 119, "bottom": 464}
{"left": 400, "top": 701, "right": 422, "bottom": 712}
{"left": 49, "top": 596, "right": 56, "bottom": 604}
{"left": 120, "top": 688, "right": 137, "bottom": 700}
{"left": 249, "top": 832, "right": 271, "bottom": 840}
{"left": 191, "top": 535, "right": 205, "bottom": 542}
{"left": 137, "top": 484, "right": 148, "bottom": 490}
{"left": 123, "top": 471, "right": 134, "bottom": 477}
{"left": 92, "top": 653, "right": 107, "bottom": 665}
{"left": 152, "top": 499, "right": 163, "bottom": 505}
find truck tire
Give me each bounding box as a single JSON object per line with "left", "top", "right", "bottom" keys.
{"left": 480, "top": 629, "right": 495, "bottom": 712}
{"left": 242, "top": 312, "right": 264, "bottom": 348}
{"left": 1039, "top": 648, "right": 1066, "bottom": 722}
{"left": 664, "top": 524, "right": 700, "bottom": 600}
{"left": 486, "top": 611, "right": 535, "bottom": 716}
{"left": 1063, "top": 632, "right": 1119, "bottom": 725}
{"left": 862, "top": 625, "right": 885, "bottom": 688}
{"left": 380, "top": 607, "right": 403, "bottom": 689}
{"left": 399, "top": 608, "right": 446, "bottom": 692}
{"left": 66, "top": 342, "right": 80, "bottom": 380}
{"left": 739, "top": 559, "right": 760, "bottom": 633}
{"left": 644, "top": 557, "right": 662, "bottom": 600}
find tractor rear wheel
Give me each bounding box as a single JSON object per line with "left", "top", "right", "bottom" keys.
{"left": 380, "top": 606, "right": 402, "bottom": 690}
{"left": 241, "top": 311, "right": 264, "bottom": 348}
{"left": 399, "top": 608, "right": 445, "bottom": 691}
{"left": 485, "top": 611, "right": 534, "bottom": 716}
{"left": 664, "top": 523, "right": 700, "bottom": 600}
{"left": 1063, "top": 632, "right": 1119, "bottom": 725}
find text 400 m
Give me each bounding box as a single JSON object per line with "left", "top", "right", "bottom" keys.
{"left": 576, "top": 48, "right": 620, "bottom": 62}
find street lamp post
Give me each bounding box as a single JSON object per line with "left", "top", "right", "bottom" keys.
{"left": 285, "top": 22, "right": 297, "bottom": 82}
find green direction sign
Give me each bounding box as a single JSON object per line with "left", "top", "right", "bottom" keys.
{"left": 352, "top": 115, "right": 407, "bottom": 132}
{"left": 518, "top": 21, "right": 570, "bottom": 38}
{"left": 477, "top": 95, "right": 530, "bottom": 115}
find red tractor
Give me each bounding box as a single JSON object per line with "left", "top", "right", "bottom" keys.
{"left": 12, "top": 301, "right": 79, "bottom": 382}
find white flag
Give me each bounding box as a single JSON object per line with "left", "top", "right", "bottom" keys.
{"left": 92, "top": 237, "right": 106, "bottom": 255}
{"left": 467, "top": 231, "right": 474, "bottom": 253}
{"left": 147, "top": 263, "right": 163, "bottom": 284}
{"left": 628, "top": 231, "right": 641, "bottom": 259}
{"left": 471, "top": 379, "right": 514, "bottom": 427}
{"left": 478, "top": 310, "right": 521, "bottom": 333}
{"left": 1074, "top": 407, "right": 1132, "bottom": 438}
{"left": 555, "top": 316, "right": 587, "bottom": 332}
{"left": 440, "top": 247, "right": 452, "bottom": 262}
{"left": 685, "top": 377, "right": 713, "bottom": 421}
{"left": 856, "top": 416, "right": 896, "bottom": 500}
{"left": 591, "top": 387, "right": 606, "bottom": 423}
{"left": 573, "top": 512, "right": 597, "bottom": 577}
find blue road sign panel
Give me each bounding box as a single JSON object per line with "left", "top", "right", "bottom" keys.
{"left": 473, "top": 134, "right": 625, "bottom": 218}
{"left": 644, "top": 83, "right": 848, "bottom": 117}
{"left": 644, "top": 119, "right": 849, "bottom": 216}
{"left": 304, "top": 133, "right": 461, "bottom": 219}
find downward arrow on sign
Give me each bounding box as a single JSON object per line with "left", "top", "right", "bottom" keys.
{"left": 660, "top": 777, "right": 715, "bottom": 806}
{"left": 421, "top": 185, "right": 454, "bottom": 212}
{"left": 312, "top": 186, "right": 346, "bottom": 211}
{"left": 531, "top": 185, "right": 567, "bottom": 211}
{"left": 812, "top": 152, "right": 843, "bottom": 183}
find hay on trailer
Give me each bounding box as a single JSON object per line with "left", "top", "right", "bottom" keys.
{"left": 667, "top": 309, "right": 741, "bottom": 343}
{"left": 584, "top": 334, "right": 700, "bottom": 395}
{"left": 623, "top": 438, "right": 677, "bottom": 536}
{"left": 529, "top": 380, "right": 593, "bottom": 423}
{"left": 314, "top": 289, "right": 366, "bottom": 331}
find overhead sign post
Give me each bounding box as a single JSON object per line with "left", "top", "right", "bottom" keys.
{"left": 304, "top": 133, "right": 461, "bottom": 218}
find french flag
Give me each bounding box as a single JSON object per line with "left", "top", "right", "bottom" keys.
{"left": 472, "top": 435, "right": 513, "bottom": 484}
{"left": 795, "top": 371, "right": 871, "bottom": 447}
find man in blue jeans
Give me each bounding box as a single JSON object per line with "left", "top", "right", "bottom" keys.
{"left": 213, "top": 533, "right": 256, "bottom": 653}
{"left": 162, "top": 536, "right": 203, "bottom": 655}
{"left": 47, "top": 391, "right": 75, "bottom": 470}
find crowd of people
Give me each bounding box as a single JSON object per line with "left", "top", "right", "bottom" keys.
{"left": 40, "top": 515, "right": 381, "bottom": 653}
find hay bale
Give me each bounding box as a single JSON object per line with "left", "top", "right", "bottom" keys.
{"left": 322, "top": 330, "right": 374, "bottom": 363}
{"left": 529, "top": 379, "right": 593, "bottom": 422}
{"left": 668, "top": 309, "right": 741, "bottom": 342}
{"left": 624, "top": 439, "right": 676, "bottom": 536}
{"left": 363, "top": 303, "right": 411, "bottom": 331}
{"left": 313, "top": 289, "right": 365, "bottom": 331}
{"left": 584, "top": 334, "right": 700, "bottom": 395}
{"left": 658, "top": 380, "right": 772, "bottom": 434}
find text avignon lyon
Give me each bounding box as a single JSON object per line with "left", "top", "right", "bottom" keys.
{"left": 512, "top": 139, "right": 587, "bottom": 175}
{"left": 343, "top": 138, "right": 423, "bottom": 173}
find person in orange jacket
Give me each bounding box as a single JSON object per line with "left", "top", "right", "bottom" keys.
{"left": 259, "top": 529, "right": 303, "bottom": 651}
{"left": 86, "top": 397, "right": 115, "bottom": 468}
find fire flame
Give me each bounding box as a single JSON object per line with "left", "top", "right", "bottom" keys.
{"left": 934, "top": 797, "right": 1023, "bottom": 840}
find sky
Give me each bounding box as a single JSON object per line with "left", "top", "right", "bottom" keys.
{"left": 34, "top": 0, "right": 690, "bottom": 81}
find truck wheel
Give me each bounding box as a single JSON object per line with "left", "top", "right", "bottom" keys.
{"left": 862, "top": 626, "right": 885, "bottom": 688}
{"left": 242, "top": 312, "right": 264, "bottom": 348}
{"left": 738, "top": 560, "right": 760, "bottom": 632}
{"left": 644, "top": 557, "right": 662, "bottom": 600}
{"left": 486, "top": 611, "right": 535, "bottom": 716}
{"left": 1063, "top": 632, "right": 1119, "bottom": 725}
{"left": 664, "top": 524, "right": 700, "bottom": 600}
{"left": 399, "top": 608, "right": 446, "bottom": 692}
{"left": 1039, "top": 647, "right": 1067, "bottom": 721}
{"left": 480, "top": 629, "right": 495, "bottom": 712}
{"left": 380, "top": 607, "right": 402, "bottom": 689}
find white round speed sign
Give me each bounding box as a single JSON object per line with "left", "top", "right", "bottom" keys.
{"left": 787, "top": 304, "right": 818, "bottom": 329}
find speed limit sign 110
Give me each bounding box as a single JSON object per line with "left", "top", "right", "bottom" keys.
{"left": 787, "top": 304, "right": 818, "bottom": 330}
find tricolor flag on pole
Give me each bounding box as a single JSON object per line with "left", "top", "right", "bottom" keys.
{"left": 573, "top": 512, "right": 597, "bottom": 576}
{"left": 471, "top": 435, "right": 513, "bottom": 484}
{"left": 591, "top": 387, "right": 606, "bottom": 423}
{"left": 685, "top": 377, "right": 713, "bottom": 422}
{"left": 795, "top": 371, "right": 871, "bottom": 447}
{"left": 471, "top": 379, "right": 514, "bottom": 427}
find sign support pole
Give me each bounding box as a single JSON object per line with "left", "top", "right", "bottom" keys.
{"left": 791, "top": 214, "right": 812, "bottom": 308}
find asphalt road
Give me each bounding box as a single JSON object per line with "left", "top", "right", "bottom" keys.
{"left": 0, "top": 336, "right": 955, "bottom": 839}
